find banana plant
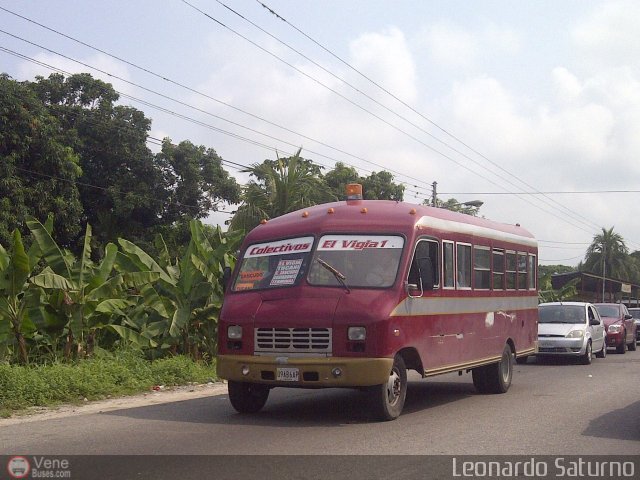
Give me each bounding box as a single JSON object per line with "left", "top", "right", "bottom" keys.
{"left": 115, "top": 220, "right": 239, "bottom": 358}
{"left": 0, "top": 222, "right": 50, "bottom": 364}
{"left": 26, "top": 217, "right": 158, "bottom": 358}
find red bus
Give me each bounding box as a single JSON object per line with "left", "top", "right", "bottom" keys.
{"left": 218, "top": 185, "right": 538, "bottom": 420}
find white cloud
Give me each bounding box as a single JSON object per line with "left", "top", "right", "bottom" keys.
{"left": 348, "top": 27, "right": 417, "bottom": 104}
{"left": 416, "top": 22, "right": 521, "bottom": 70}
{"left": 551, "top": 67, "right": 583, "bottom": 103}
{"left": 571, "top": 0, "right": 640, "bottom": 69}
{"left": 419, "top": 22, "right": 478, "bottom": 69}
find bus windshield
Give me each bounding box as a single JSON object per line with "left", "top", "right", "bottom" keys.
{"left": 232, "top": 236, "right": 314, "bottom": 291}
{"left": 308, "top": 235, "right": 404, "bottom": 288}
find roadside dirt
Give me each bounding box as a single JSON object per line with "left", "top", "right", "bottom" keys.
{"left": 0, "top": 381, "right": 229, "bottom": 426}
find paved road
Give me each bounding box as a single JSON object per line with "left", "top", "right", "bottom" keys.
{"left": 1, "top": 349, "right": 639, "bottom": 478}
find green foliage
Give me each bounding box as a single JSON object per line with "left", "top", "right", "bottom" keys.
{"left": 0, "top": 350, "right": 217, "bottom": 416}
{"left": 428, "top": 197, "right": 482, "bottom": 216}
{"left": 0, "top": 74, "right": 83, "bottom": 249}
{"left": 582, "top": 227, "right": 630, "bottom": 280}
{"left": 229, "top": 149, "right": 333, "bottom": 232}
{"left": 0, "top": 217, "right": 53, "bottom": 364}
{"left": 155, "top": 139, "right": 241, "bottom": 223}
{"left": 360, "top": 170, "right": 404, "bottom": 201}
{"left": 323, "top": 162, "right": 404, "bottom": 201}
{"left": 538, "top": 276, "right": 580, "bottom": 303}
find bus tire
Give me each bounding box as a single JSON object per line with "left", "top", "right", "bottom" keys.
{"left": 472, "top": 366, "right": 490, "bottom": 393}
{"left": 227, "top": 381, "right": 270, "bottom": 413}
{"left": 484, "top": 344, "right": 513, "bottom": 394}
{"left": 369, "top": 354, "right": 407, "bottom": 421}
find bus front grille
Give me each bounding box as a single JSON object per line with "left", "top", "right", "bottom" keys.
{"left": 254, "top": 328, "right": 332, "bottom": 354}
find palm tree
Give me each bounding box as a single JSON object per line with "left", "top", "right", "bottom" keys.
{"left": 583, "top": 227, "right": 630, "bottom": 280}
{"left": 228, "top": 149, "right": 334, "bottom": 233}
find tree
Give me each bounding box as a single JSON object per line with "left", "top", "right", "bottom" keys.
{"left": 29, "top": 73, "right": 165, "bottom": 249}
{"left": 0, "top": 74, "right": 83, "bottom": 249}
{"left": 323, "top": 162, "right": 360, "bottom": 200}
{"left": 228, "top": 149, "right": 332, "bottom": 232}
{"left": 427, "top": 197, "right": 482, "bottom": 216}
{"left": 155, "top": 139, "right": 241, "bottom": 224}
{"left": 360, "top": 170, "right": 404, "bottom": 201}
{"left": 27, "top": 74, "right": 241, "bottom": 251}
{"left": 582, "top": 227, "right": 630, "bottom": 280}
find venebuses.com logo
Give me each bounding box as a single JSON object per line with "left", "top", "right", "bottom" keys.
{"left": 7, "top": 456, "right": 30, "bottom": 479}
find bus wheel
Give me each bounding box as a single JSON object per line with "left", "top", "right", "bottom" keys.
{"left": 370, "top": 355, "right": 407, "bottom": 421}
{"left": 484, "top": 344, "right": 513, "bottom": 394}
{"left": 472, "top": 366, "right": 489, "bottom": 393}
{"left": 227, "top": 381, "right": 270, "bottom": 413}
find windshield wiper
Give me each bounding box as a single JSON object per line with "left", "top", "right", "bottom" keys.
{"left": 317, "top": 258, "right": 350, "bottom": 293}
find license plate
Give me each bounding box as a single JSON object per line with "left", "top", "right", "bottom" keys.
{"left": 276, "top": 367, "right": 299, "bottom": 382}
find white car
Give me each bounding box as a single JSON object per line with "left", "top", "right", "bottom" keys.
{"left": 536, "top": 302, "right": 607, "bottom": 364}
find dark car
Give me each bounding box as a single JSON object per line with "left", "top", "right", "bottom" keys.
{"left": 594, "top": 303, "right": 637, "bottom": 353}
{"left": 629, "top": 307, "right": 640, "bottom": 342}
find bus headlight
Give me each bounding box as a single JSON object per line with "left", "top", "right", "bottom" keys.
{"left": 228, "top": 325, "right": 243, "bottom": 339}
{"left": 348, "top": 326, "right": 366, "bottom": 341}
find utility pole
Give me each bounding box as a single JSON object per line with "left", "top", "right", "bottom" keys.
{"left": 431, "top": 181, "right": 437, "bottom": 207}
{"left": 602, "top": 244, "right": 606, "bottom": 302}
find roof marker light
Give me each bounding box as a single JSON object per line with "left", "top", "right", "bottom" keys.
{"left": 260, "top": 219, "right": 268, "bottom": 225}
{"left": 409, "top": 208, "right": 417, "bottom": 215}
{"left": 345, "top": 183, "right": 363, "bottom": 200}
{"left": 360, "top": 208, "right": 367, "bottom": 214}
{"left": 302, "top": 211, "right": 309, "bottom": 218}
{"left": 327, "top": 208, "right": 335, "bottom": 214}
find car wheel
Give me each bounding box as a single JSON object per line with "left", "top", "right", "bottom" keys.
{"left": 580, "top": 341, "right": 592, "bottom": 365}
{"left": 227, "top": 381, "right": 270, "bottom": 413}
{"left": 369, "top": 354, "right": 407, "bottom": 421}
{"left": 595, "top": 340, "right": 607, "bottom": 358}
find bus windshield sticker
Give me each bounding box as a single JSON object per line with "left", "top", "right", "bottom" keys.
{"left": 245, "top": 236, "right": 314, "bottom": 258}
{"left": 318, "top": 235, "right": 404, "bottom": 251}
{"left": 235, "top": 270, "right": 265, "bottom": 290}
{"left": 270, "top": 258, "right": 304, "bottom": 286}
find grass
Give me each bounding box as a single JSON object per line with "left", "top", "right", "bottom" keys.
{"left": 0, "top": 350, "right": 217, "bottom": 418}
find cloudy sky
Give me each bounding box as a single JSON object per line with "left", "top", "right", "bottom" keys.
{"left": 2, "top": 0, "right": 639, "bottom": 267}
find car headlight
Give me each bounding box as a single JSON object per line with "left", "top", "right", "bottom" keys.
{"left": 608, "top": 324, "right": 622, "bottom": 333}
{"left": 566, "top": 330, "right": 584, "bottom": 339}
{"left": 227, "top": 325, "right": 242, "bottom": 339}
{"left": 348, "top": 326, "right": 366, "bottom": 341}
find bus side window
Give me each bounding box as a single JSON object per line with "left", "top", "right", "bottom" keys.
{"left": 408, "top": 240, "right": 439, "bottom": 290}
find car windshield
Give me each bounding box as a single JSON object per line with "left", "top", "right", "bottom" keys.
{"left": 538, "top": 305, "right": 586, "bottom": 324}
{"left": 595, "top": 305, "right": 619, "bottom": 317}
{"left": 232, "top": 236, "right": 314, "bottom": 291}
{"left": 307, "top": 235, "right": 404, "bottom": 288}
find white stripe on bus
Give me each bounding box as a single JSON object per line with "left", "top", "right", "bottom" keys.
{"left": 417, "top": 216, "right": 538, "bottom": 248}
{"left": 390, "top": 295, "right": 539, "bottom": 317}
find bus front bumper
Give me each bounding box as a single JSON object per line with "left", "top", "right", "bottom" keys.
{"left": 217, "top": 355, "right": 394, "bottom": 387}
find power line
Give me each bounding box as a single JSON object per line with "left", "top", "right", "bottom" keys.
{"left": 251, "top": 0, "right": 607, "bottom": 234}
{"left": 0, "top": 6, "right": 435, "bottom": 197}
{"left": 442, "top": 190, "right": 640, "bottom": 195}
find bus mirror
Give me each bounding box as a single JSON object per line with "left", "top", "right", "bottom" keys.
{"left": 222, "top": 266, "right": 232, "bottom": 292}
{"left": 417, "top": 257, "right": 434, "bottom": 291}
